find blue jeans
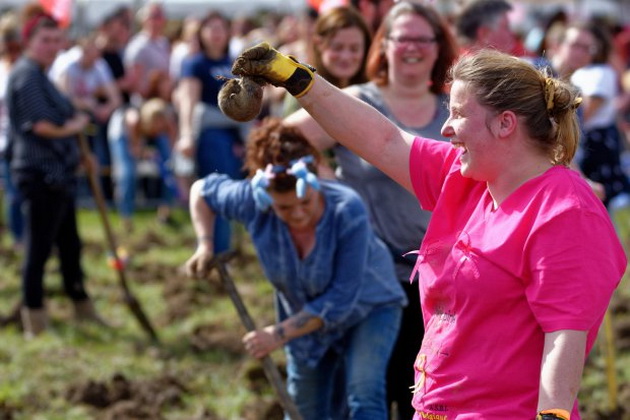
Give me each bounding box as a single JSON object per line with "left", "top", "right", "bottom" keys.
{"left": 196, "top": 127, "right": 244, "bottom": 253}
{"left": 109, "top": 133, "right": 175, "bottom": 218}
{"left": 1, "top": 158, "right": 23, "bottom": 243}
{"left": 285, "top": 305, "right": 402, "bottom": 420}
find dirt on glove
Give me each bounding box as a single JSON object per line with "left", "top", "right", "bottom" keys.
{"left": 217, "top": 76, "right": 266, "bottom": 122}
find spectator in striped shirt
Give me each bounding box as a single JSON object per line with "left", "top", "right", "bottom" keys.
{"left": 6, "top": 12, "right": 105, "bottom": 338}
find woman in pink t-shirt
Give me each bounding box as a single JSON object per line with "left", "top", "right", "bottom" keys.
{"left": 230, "top": 44, "right": 627, "bottom": 419}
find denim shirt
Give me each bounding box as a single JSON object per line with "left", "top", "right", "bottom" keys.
{"left": 201, "top": 174, "right": 406, "bottom": 367}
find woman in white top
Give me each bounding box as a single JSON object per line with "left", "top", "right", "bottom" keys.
{"left": 570, "top": 22, "right": 630, "bottom": 208}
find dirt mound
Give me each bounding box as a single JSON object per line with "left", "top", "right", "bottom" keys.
{"left": 189, "top": 323, "right": 245, "bottom": 356}
{"left": 0, "top": 400, "right": 17, "bottom": 420}
{"left": 158, "top": 267, "right": 224, "bottom": 324}
{"left": 66, "top": 372, "right": 188, "bottom": 418}
{"left": 240, "top": 398, "right": 283, "bottom": 420}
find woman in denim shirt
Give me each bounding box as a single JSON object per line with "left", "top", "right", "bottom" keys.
{"left": 185, "top": 118, "right": 405, "bottom": 420}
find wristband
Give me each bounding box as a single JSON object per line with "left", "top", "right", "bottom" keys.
{"left": 536, "top": 409, "right": 570, "bottom": 420}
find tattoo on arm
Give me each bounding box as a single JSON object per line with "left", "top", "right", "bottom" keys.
{"left": 273, "top": 324, "right": 286, "bottom": 342}
{"left": 292, "top": 312, "right": 315, "bottom": 329}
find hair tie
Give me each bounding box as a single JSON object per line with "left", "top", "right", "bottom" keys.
{"left": 287, "top": 155, "right": 320, "bottom": 198}
{"left": 22, "top": 12, "right": 56, "bottom": 42}
{"left": 250, "top": 156, "right": 320, "bottom": 210}
{"left": 544, "top": 77, "right": 555, "bottom": 111}
{"left": 250, "top": 164, "right": 275, "bottom": 210}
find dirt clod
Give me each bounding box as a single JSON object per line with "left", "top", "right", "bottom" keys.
{"left": 218, "top": 76, "right": 265, "bottom": 122}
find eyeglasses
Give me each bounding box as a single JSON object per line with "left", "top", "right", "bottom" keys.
{"left": 568, "top": 42, "right": 598, "bottom": 56}
{"left": 387, "top": 36, "right": 436, "bottom": 48}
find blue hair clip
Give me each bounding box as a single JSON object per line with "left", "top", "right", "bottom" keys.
{"left": 250, "top": 164, "right": 275, "bottom": 210}
{"left": 288, "top": 155, "right": 320, "bottom": 198}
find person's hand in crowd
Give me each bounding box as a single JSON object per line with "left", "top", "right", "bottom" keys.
{"left": 175, "top": 134, "right": 196, "bottom": 158}
{"left": 70, "top": 112, "right": 92, "bottom": 136}
{"left": 242, "top": 325, "right": 285, "bottom": 359}
{"left": 184, "top": 240, "right": 214, "bottom": 279}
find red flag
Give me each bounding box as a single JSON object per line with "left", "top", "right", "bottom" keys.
{"left": 39, "top": 0, "right": 72, "bottom": 28}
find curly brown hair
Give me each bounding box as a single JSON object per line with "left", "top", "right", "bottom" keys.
{"left": 244, "top": 118, "right": 322, "bottom": 193}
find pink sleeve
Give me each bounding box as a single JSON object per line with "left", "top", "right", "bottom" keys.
{"left": 409, "top": 136, "right": 460, "bottom": 211}
{"left": 525, "top": 209, "right": 625, "bottom": 333}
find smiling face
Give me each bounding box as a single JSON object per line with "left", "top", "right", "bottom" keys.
{"left": 441, "top": 80, "right": 501, "bottom": 182}
{"left": 385, "top": 13, "right": 438, "bottom": 84}
{"left": 556, "top": 27, "right": 597, "bottom": 75}
{"left": 269, "top": 187, "right": 324, "bottom": 232}
{"left": 143, "top": 4, "right": 166, "bottom": 36}
{"left": 317, "top": 26, "right": 366, "bottom": 87}
{"left": 200, "top": 16, "right": 230, "bottom": 57}
{"left": 27, "top": 26, "right": 64, "bottom": 68}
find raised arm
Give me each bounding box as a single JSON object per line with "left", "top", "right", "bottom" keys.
{"left": 284, "top": 107, "right": 337, "bottom": 151}
{"left": 297, "top": 76, "right": 415, "bottom": 191}
{"left": 233, "top": 42, "right": 416, "bottom": 192}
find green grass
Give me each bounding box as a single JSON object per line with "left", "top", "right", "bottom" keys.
{"left": 0, "top": 206, "right": 279, "bottom": 419}
{"left": 0, "top": 205, "right": 629, "bottom": 419}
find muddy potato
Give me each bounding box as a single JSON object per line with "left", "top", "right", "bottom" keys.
{"left": 218, "top": 76, "right": 265, "bottom": 122}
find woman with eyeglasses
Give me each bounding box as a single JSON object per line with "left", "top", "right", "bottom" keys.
{"left": 285, "top": 3, "right": 458, "bottom": 418}
{"left": 184, "top": 117, "right": 406, "bottom": 420}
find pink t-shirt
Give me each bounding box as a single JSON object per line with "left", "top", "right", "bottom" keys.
{"left": 408, "top": 137, "right": 626, "bottom": 420}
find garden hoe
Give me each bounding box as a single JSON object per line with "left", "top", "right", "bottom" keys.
{"left": 78, "top": 132, "right": 159, "bottom": 344}
{"left": 210, "top": 251, "right": 303, "bottom": 420}
{"left": 602, "top": 309, "right": 619, "bottom": 412}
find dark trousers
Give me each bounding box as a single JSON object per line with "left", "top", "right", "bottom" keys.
{"left": 20, "top": 180, "right": 88, "bottom": 308}
{"left": 387, "top": 279, "right": 423, "bottom": 420}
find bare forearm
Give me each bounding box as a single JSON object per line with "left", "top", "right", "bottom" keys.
{"left": 189, "top": 180, "right": 216, "bottom": 244}
{"left": 272, "top": 310, "right": 324, "bottom": 344}
{"left": 177, "top": 79, "right": 200, "bottom": 137}
{"left": 33, "top": 117, "right": 85, "bottom": 138}
{"left": 243, "top": 310, "right": 324, "bottom": 359}
{"left": 537, "top": 330, "right": 587, "bottom": 413}
{"left": 284, "top": 107, "right": 337, "bottom": 151}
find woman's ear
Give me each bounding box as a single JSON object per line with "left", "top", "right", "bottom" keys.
{"left": 494, "top": 110, "right": 518, "bottom": 138}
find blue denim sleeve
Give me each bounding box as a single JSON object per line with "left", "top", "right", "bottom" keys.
{"left": 200, "top": 173, "right": 257, "bottom": 224}
{"left": 302, "top": 197, "right": 370, "bottom": 330}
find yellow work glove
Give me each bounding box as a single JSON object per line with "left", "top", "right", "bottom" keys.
{"left": 232, "top": 42, "right": 316, "bottom": 98}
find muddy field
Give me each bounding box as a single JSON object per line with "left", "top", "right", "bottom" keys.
{"left": 1, "top": 220, "right": 630, "bottom": 419}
